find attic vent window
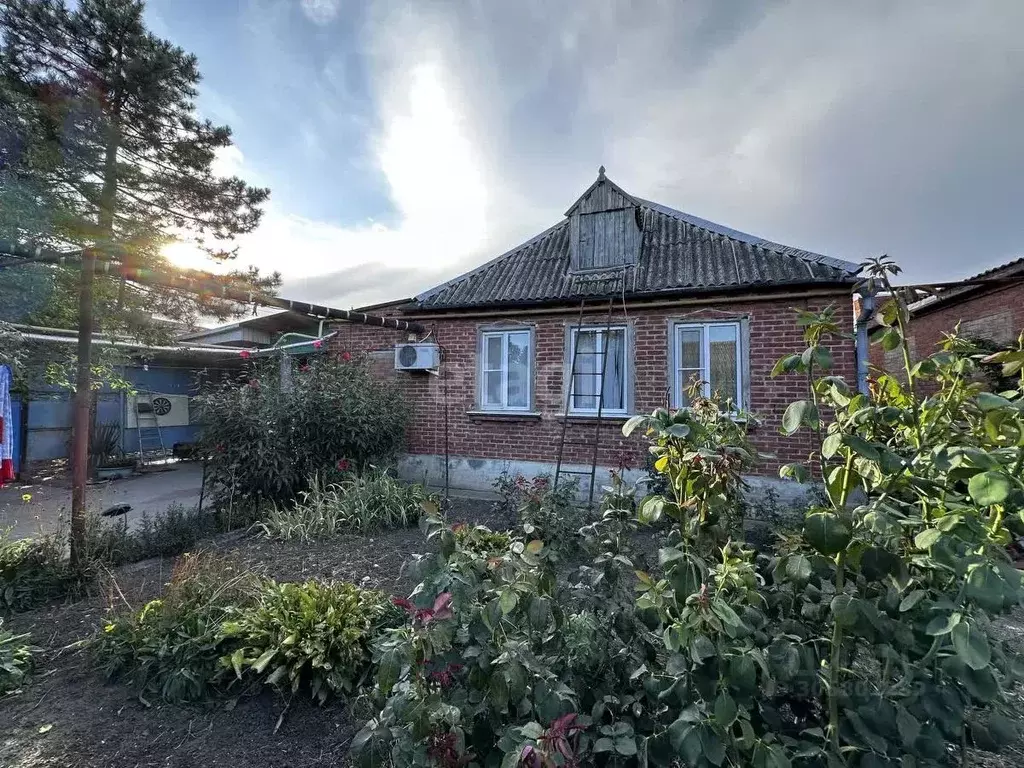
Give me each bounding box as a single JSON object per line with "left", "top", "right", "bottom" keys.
{"left": 567, "top": 167, "right": 641, "bottom": 272}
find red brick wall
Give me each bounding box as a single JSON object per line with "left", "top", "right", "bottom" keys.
{"left": 329, "top": 292, "right": 856, "bottom": 475}
{"left": 329, "top": 292, "right": 856, "bottom": 477}
{"left": 868, "top": 284, "right": 1024, "bottom": 373}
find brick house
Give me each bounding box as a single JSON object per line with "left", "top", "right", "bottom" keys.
{"left": 331, "top": 169, "right": 860, "bottom": 497}
{"left": 868, "top": 258, "right": 1024, "bottom": 375}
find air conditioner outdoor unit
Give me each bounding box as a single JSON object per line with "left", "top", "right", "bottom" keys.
{"left": 394, "top": 342, "right": 440, "bottom": 371}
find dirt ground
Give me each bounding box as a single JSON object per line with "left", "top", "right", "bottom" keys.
{"left": 0, "top": 498, "right": 506, "bottom": 768}
{"left": 2, "top": 498, "right": 1024, "bottom": 768}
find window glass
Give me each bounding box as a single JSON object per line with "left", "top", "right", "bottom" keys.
{"left": 507, "top": 331, "right": 530, "bottom": 408}
{"left": 570, "top": 327, "right": 627, "bottom": 413}
{"left": 480, "top": 330, "right": 532, "bottom": 410}
{"left": 708, "top": 324, "right": 739, "bottom": 403}
{"left": 674, "top": 323, "right": 743, "bottom": 410}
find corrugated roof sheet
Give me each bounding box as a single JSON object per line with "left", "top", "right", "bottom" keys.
{"left": 416, "top": 185, "right": 858, "bottom": 310}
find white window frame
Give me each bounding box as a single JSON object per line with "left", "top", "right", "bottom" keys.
{"left": 672, "top": 321, "right": 744, "bottom": 409}
{"left": 478, "top": 329, "right": 533, "bottom": 411}
{"left": 567, "top": 325, "right": 629, "bottom": 415}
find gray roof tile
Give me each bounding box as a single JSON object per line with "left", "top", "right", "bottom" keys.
{"left": 416, "top": 190, "right": 858, "bottom": 309}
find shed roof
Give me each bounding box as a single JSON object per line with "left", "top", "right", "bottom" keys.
{"left": 905, "top": 257, "right": 1024, "bottom": 317}
{"left": 415, "top": 172, "right": 858, "bottom": 310}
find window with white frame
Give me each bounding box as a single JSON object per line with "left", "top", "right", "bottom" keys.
{"left": 568, "top": 326, "right": 628, "bottom": 414}
{"left": 479, "top": 329, "right": 532, "bottom": 410}
{"left": 673, "top": 322, "right": 743, "bottom": 409}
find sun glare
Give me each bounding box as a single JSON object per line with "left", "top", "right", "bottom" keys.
{"left": 161, "top": 241, "right": 217, "bottom": 271}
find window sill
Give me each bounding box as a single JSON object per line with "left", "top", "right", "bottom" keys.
{"left": 559, "top": 413, "right": 631, "bottom": 424}
{"left": 466, "top": 410, "right": 542, "bottom": 422}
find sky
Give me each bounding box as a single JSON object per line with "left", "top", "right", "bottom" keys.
{"left": 148, "top": 0, "right": 1024, "bottom": 312}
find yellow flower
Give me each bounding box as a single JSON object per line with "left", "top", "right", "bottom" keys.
{"left": 103, "top": 623, "right": 116, "bottom": 633}
{"left": 21, "top": 493, "right": 31, "bottom": 502}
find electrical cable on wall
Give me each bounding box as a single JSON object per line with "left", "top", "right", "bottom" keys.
{"left": 435, "top": 331, "right": 451, "bottom": 503}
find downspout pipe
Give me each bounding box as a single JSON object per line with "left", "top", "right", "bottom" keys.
{"left": 855, "top": 291, "right": 876, "bottom": 395}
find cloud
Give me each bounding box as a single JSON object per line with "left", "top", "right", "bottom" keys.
{"left": 184, "top": 0, "right": 1024, "bottom": 310}
{"left": 299, "top": 0, "right": 341, "bottom": 26}
{"left": 171, "top": 57, "right": 494, "bottom": 308}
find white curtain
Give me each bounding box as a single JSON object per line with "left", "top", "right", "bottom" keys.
{"left": 573, "top": 329, "right": 624, "bottom": 411}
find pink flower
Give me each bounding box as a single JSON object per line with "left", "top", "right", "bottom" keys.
{"left": 248, "top": 379, "right": 259, "bottom": 388}
{"left": 341, "top": 351, "right": 352, "bottom": 362}
{"left": 312, "top": 339, "right": 323, "bottom": 350}
{"left": 299, "top": 364, "right": 310, "bottom": 372}
{"left": 336, "top": 458, "right": 350, "bottom": 472}
{"left": 239, "top": 349, "right": 251, "bottom": 359}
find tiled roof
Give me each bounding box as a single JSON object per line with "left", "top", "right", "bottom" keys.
{"left": 415, "top": 179, "right": 858, "bottom": 310}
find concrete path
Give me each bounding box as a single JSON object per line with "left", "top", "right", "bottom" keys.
{"left": 0, "top": 462, "right": 205, "bottom": 540}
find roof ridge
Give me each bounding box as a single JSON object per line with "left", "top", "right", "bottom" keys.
{"left": 414, "top": 219, "right": 569, "bottom": 302}
{"left": 634, "top": 197, "right": 858, "bottom": 274}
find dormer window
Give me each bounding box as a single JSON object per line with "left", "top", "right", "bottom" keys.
{"left": 567, "top": 166, "right": 641, "bottom": 272}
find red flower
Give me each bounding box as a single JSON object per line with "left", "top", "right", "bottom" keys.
{"left": 451, "top": 523, "right": 466, "bottom": 533}
{"left": 427, "top": 662, "right": 464, "bottom": 689}
{"left": 392, "top": 593, "right": 454, "bottom": 626}
{"left": 312, "top": 339, "right": 323, "bottom": 350}
{"left": 392, "top": 596, "right": 415, "bottom": 611}
{"left": 239, "top": 349, "right": 251, "bottom": 359}
{"left": 215, "top": 443, "right": 225, "bottom": 453}
{"left": 336, "top": 458, "right": 350, "bottom": 472}
{"left": 299, "top": 364, "right": 310, "bottom": 372}
{"left": 341, "top": 351, "right": 352, "bottom": 362}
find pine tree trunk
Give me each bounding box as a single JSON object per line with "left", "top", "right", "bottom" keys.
{"left": 69, "top": 115, "right": 120, "bottom": 567}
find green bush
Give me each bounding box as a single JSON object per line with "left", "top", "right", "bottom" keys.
{"left": 352, "top": 258, "right": 1024, "bottom": 768}
{"left": 95, "top": 553, "right": 261, "bottom": 703}
{"left": 258, "top": 470, "right": 431, "bottom": 542}
{"left": 195, "top": 354, "right": 408, "bottom": 509}
{"left": 0, "top": 618, "right": 33, "bottom": 694}
{"left": 94, "top": 553, "right": 400, "bottom": 705}
{"left": 222, "top": 580, "right": 400, "bottom": 703}
{"left": 515, "top": 475, "right": 588, "bottom": 556}
{"left": 451, "top": 522, "right": 511, "bottom": 557}
{"left": 0, "top": 530, "right": 74, "bottom": 612}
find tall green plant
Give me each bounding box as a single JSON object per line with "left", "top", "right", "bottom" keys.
{"left": 195, "top": 354, "right": 408, "bottom": 509}
{"left": 768, "top": 257, "right": 1024, "bottom": 763}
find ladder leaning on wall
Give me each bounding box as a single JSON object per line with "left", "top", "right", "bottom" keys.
{"left": 134, "top": 393, "right": 166, "bottom": 465}
{"left": 554, "top": 268, "right": 627, "bottom": 505}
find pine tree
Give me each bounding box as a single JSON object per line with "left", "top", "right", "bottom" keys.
{"left": 0, "top": 0, "right": 277, "bottom": 561}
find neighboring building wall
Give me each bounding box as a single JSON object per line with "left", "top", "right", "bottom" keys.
{"left": 868, "top": 283, "right": 1024, "bottom": 374}
{"left": 120, "top": 365, "right": 202, "bottom": 454}
{"left": 18, "top": 363, "right": 204, "bottom": 465}
{"left": 331, "top": 292, "right": 856, "bottom": 494}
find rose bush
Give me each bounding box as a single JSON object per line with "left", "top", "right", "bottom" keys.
{"left": 351, "top": 257, "right": 1024, "bottom": 768}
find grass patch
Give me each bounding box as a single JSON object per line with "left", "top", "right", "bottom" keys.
{"left": 258, "top": 470, "right": 433, "bottom": 542}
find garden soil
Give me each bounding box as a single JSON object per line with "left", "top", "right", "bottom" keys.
{"left": 0, "top": 498, "right": 507, "bottom": 768}
{"left": 3, "top": 498, "right": 1024, "bottom": 767}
